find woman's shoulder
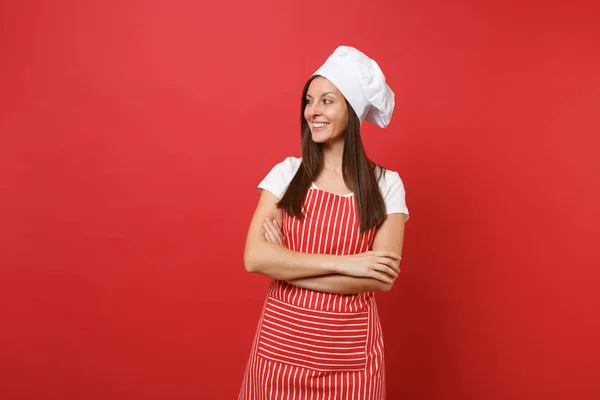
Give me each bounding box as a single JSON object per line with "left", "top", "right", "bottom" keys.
{"left": 374, "top": 163, "right": 409, "bottom": 217}
{"left": 257, "top": 156, "right": 302, "bottom": 199}
{"left": 271, "top": 156, "right": 302, "bottom": 177}
{"left": 279, "top": 156, "right": 302, "bottom": 169}
{"left": 374, "top": 164, "right": 404, "bottom": 190}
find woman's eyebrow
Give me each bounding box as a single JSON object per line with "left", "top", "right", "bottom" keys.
{"left": 306, "top": 92, "right": 336, "bottom": 98}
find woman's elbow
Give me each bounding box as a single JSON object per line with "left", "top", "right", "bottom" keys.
{"left": 244, "top": 250, "right": 257, "bottom": 273}
{"left": 378, "top": 281, "right": 394, "bottom": 293}
{"left": 244, "top": 246, "right": 269, "bottom": 273}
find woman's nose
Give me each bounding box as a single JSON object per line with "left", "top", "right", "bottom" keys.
{"left": 308, "top": 102, "right": 323, "bottom": 117}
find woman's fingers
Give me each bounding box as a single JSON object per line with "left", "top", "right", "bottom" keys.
{"left": 264, "top": 229, "right": 276, "bottom": 243}
{"left": 263, "top": 222, "right": 277, "bottom": 244}
{"left": 370, "top": 270, "right": 394, "bottom": 284}
{"left": 371, "top": 251, "right": 401, "bottom": 261}
{"left": 264, "top": 218, "right": 284, "bottom": 246}
{"left": 269, "top": 219, "right": 284, "bottom": 245}
{"left": 370, "top": 251, "right": 401, "bottom": 273}
{"left": 375, "top": 257, "right": 400, "bottom": 275}
{"left": 374, "top": 262, "right": 398, "bottom": 279}
{"left": 388, "top": 252, "right": 402, "bottom": 262}
{"left": 273, "top": 220, "right": 285, "bottom": 243}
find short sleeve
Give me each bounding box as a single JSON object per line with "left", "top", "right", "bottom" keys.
{"left": 382, "top": 170, "right": 410, "bottom": 220}
{"left": 257, "top": 157, "right": 302, "bottom": 199}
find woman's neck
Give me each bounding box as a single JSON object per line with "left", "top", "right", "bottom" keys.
{"left": 321, "top": 140, "right": 345, "bottom": 174}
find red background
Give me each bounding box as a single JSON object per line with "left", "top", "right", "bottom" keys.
{"left": 1, "top": 1, "right": 599, "bottom": 398}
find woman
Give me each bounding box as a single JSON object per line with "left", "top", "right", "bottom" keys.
{"left": 239, "top": 46, "right": 409, "bottom": 399}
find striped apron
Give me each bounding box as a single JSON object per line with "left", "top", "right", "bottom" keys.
{"left": 239, "top": 188, "right": 386, "bottom": 399}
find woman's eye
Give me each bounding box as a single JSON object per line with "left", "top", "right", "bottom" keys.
{"left": 323, "top": 99, "right": 332, "bottom": 104}
{"left": 305, "top": 99, "right": 312, "bottom": 104}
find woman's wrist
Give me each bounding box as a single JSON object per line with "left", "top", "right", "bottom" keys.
{"left": 326, "top": 254, "right": 344, "bottom": 275}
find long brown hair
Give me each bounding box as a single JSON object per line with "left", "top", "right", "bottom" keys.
{"left": 277, "top": 75, "right": 388, "bottom": 234}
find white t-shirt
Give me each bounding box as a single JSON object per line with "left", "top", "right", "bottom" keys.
{"left": 258, "top": 157, "right": 409, "bottom": 219}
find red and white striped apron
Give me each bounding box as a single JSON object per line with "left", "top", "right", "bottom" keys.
{"left": 239, "top": 188, "right": 386, "bottom": 399}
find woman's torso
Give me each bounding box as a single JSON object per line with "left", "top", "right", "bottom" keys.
{"left": 268, "top": 187, "right": 377, "bottom": 313}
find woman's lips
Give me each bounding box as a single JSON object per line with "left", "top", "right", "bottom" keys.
{"left": 312, "top": 121, "right": 329, "bottom": 131}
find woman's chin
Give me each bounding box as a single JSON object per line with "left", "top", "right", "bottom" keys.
{"left": 310, "top": 132, "right": 328, "bottom": 143}
{"left": 311, "top": 131, "right": 345, "bottom": 145}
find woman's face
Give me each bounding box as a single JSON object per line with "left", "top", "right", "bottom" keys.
{"left": 304, "top": 77, "right": 349, "bottom": 145}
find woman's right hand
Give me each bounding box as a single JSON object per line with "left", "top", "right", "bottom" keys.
{"left": 337, "top": 251, "right": 401, "bottom": 284}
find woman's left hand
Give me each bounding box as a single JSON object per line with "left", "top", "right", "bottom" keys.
{"left": 263, "top": 218, "right": 285, "bottom": 246}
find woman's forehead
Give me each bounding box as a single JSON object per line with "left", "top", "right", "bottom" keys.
{"left": 307, "top": 76, "right": 341, "bottom": 96}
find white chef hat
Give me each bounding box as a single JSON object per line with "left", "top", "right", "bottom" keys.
{"left": 312, "top": 46, "right": 395, "bottom": 128}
